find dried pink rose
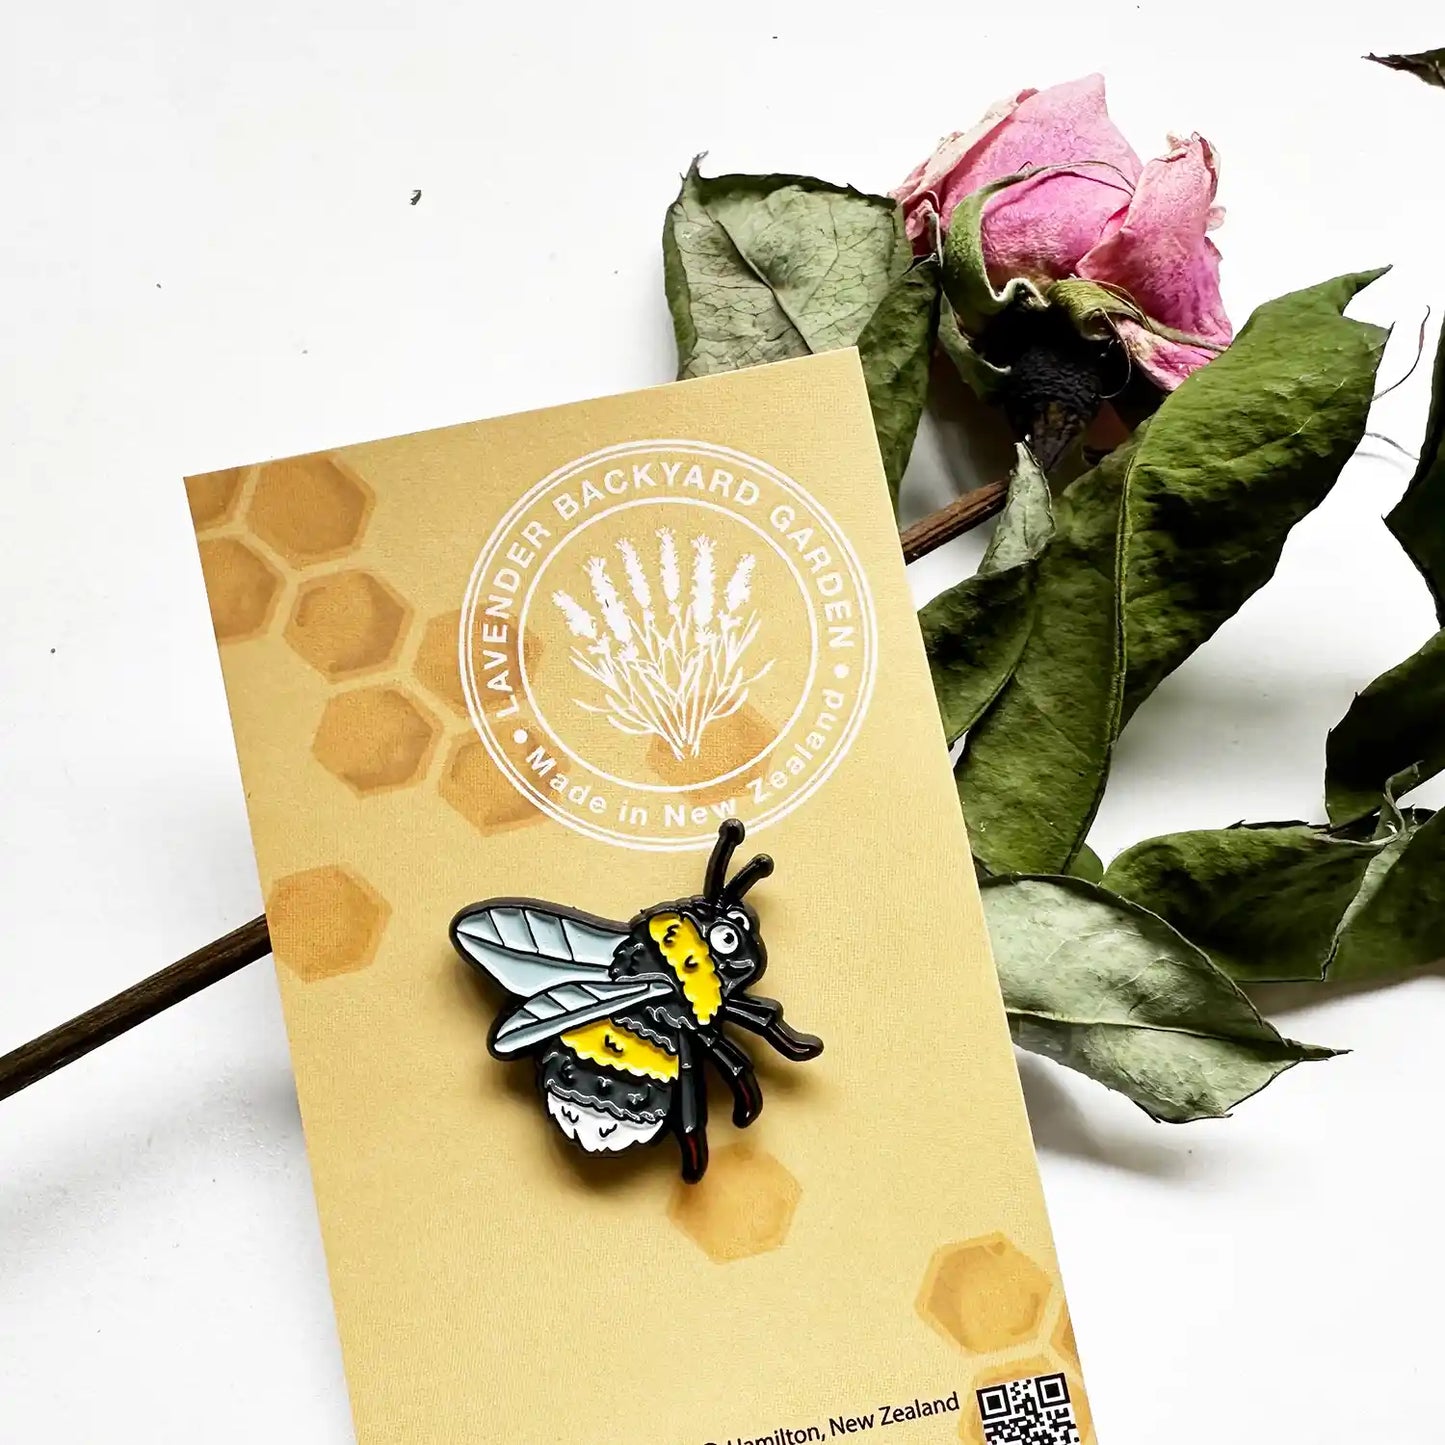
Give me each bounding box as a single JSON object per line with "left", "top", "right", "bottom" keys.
{"left": 892, "top": 75, "right": 1231, "bottom": 389}
{"left": 1077, "top": 134, "right": 1230, "bottom": 388}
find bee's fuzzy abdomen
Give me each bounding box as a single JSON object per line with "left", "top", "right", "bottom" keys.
{"left": 538, "top": 1045, "right": 670, "bottom": 1155}
{"left": 538, "top": 1047, "right": 670, "bottom": 1125}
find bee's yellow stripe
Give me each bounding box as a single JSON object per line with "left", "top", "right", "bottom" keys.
{"left": 560, "top": 1019, "right": 679, "bottom": 1082}
{"left": 647, "top": 913, "right": 722, "bottom": 1025}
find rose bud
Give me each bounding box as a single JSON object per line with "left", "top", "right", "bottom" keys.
{"left": 893, "top": 75, "right": 1232, "bottom": 463}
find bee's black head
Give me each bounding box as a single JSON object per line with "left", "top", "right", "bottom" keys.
{"left": 695, "top": 819, "right": 771, "bottom": 989}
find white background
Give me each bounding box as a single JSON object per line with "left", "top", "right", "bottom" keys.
{"left": 2, "top": 2, "right": 1443, "bottom": 1440}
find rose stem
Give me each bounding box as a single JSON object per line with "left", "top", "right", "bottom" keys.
{"left": 0, "top": 916, "right": 271, "bottom": 1102}
{"left": 898, "top": 481, "right": 1007, "bottom": 563}
{"left": 0, "top": 489, "right": 1005, "bottom": 1102}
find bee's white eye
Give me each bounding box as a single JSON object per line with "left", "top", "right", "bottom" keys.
{"left": 707, "top": 922, "right": 741, "bottom": 956}
{"left": 728, "top": 908, "right": 751, "bottom": 931}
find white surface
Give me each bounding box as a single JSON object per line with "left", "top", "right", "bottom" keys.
{"left": 2, "top": 3, "right": 1442, "bottom": 1440}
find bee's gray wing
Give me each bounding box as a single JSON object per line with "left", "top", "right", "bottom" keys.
{"left": 491, "top": 976, "right": 673, "bottom": 1056}
{"left": 450, "top": 901, "right": 629, "bottom": 997}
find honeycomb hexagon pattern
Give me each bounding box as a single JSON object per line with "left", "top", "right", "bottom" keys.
{"left": 916, "top": 1233, "right": 1052, "bottom": 1355}
{"left": 412, "top": 611, "right": 469, "bottom": 716}
{"left": 646, "top": 702, "right": 774, "bottom": 797}
{"left": 286, "top": 570, "right": 411, "bottom": 680}
{"left": 313, "top": 687, "right": 440, "bottom": 795}
{"left": 1052, "top": 1304, "right": 1079, "bottom": 1371}
{"left": 438, "top": 734, "right": 541, "bottom": 835}
{"left": 667, "top": 1143, "right": 801, "bottom": 1263}
{"left": 267, "top": 865, "right": 390, "bottom": 982}
{"left": 246, "top": 454, "right": 373, "bottom": 567}
{"left": 960, "top": 1353, "right": 1092, "bottom": 1445}
{"left": 185, "top": 467, "right": 246, "bottom": 532}
{"left": 197, "top": 537, "right": 284, "bottom": 644}
{"left": 416, "top": 612, "right": 547, "bottom": 720}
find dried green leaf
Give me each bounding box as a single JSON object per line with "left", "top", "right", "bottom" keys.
{"left": 1120, "top": 271, "right": 1389, "bottom": 720}
{"left": 1330, "top": 804, "right": 1445, "bottom": 981}
{"left": 1067, "top": 843, "right": 1104, "bottom": 883}
{"left": 937, "top": 291, "right": 1009, "bottom": 400}
{"left": 662, "top": 161, "right": 930, "bottom": 497}
{"left": 663, "top": 162, "right": 908, "bottom": 370}
{"left": 1104, "top": 800, "right": 1445, "bottom": 984}
{"left": 1103, "top": 823, "right": 1388, "bottom": 982}
{"left": 955, "top": 272, "right": 1389, "bottom": 874}
{"left": 982, "top": 875, "right": 1338, "bottom": 1122}
{"left": 954, "top": 435, "right": 1128, "bottom": 873}
{"left": 857, "top": 258, "right": 940, "bottom": 507}
{"left": 1368, "top": 48, "right": 1445, "bottom": 88}
{"left": 1325, "top": 626, "right": 1445, "bottom": 825}
{"left": 1385, "top": 317, "right": 1445, "bottom": 620}
{"left": 920, "top": 446, "right": 1053, "bottom": 744}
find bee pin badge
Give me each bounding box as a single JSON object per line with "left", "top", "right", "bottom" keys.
{"left": 449, "top": 819, "right": 822, "bottom": 1182}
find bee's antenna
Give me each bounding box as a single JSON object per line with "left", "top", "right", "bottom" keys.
{"left": 704, "top": 818, "right": 746, "bottom": 903}
{"left": 720, "top": 853, "right": 773, "bottom": 905}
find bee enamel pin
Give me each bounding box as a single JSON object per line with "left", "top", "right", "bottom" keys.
{"left": 449, "top": 819, "right": 822, "bottom": 1183}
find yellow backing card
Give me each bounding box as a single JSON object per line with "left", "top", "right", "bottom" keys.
{"left": 187, "top": 350, "right": 1094, "bottom": 1444}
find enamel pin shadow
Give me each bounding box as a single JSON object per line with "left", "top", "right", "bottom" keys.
{"left": 449, "top": 819, "right": 822, "bottom": 1183}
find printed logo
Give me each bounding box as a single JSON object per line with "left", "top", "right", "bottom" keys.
{"left": 551, "top": 528, "right": 773, "bottom": 763}
{"left": 460, "top": 441, "right": 876, "bottom": 851}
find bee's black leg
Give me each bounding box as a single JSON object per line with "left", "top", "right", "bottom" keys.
{"left": 674, "top": 1032, "right": 709, "bottom": 1182}
{"left": 702, "top": 1032, "right": 763, "bottom": 1128}
{"left": 722, "top": 995, "right": 824, "bottom": 1061}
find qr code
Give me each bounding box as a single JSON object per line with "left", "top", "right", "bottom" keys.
{"left": 976, "top": 1371, "right": 1081, "bottom": 1444}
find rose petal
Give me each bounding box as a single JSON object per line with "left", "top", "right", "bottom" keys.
{"left": 892, "top": 88, "right": 1034, "bottom": 248}
{"left": 894, "top": 74, "right": 1142, "bottom": 278}
{"left": 1079, "top": 134, "right": 1233, "bottom": 388}
{"left": 973, "top": 75, "right": 1144, "bottom": 282}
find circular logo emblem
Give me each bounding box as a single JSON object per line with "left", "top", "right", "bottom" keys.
{"left": 460, "top": 441, "right": 876, "bottom": 851}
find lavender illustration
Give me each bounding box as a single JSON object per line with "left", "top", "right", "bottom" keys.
{"left": 551, "top": 529, "right": 773, "bottom": 761}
